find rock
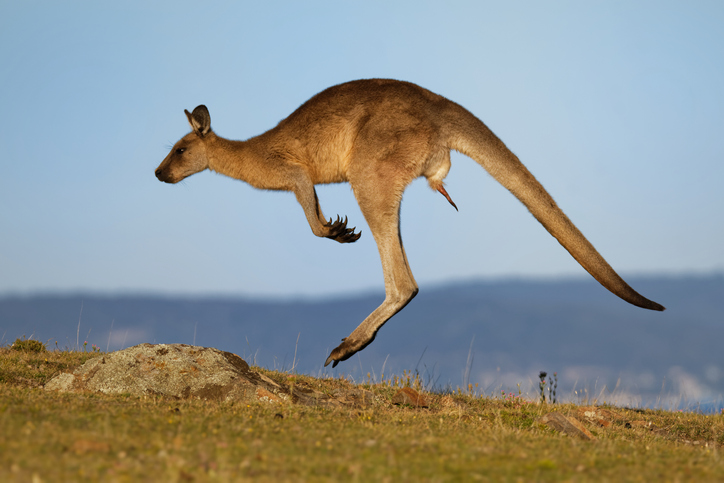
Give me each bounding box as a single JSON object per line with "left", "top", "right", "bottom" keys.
{"left": 575, "top": 406, "right": 620, "bottom": 428}
{"left": 540, "top": 412, "right": 596, "bottom": 441}
{"left": 391, "top": 387, "right": 428, "bottom": 408}
{"left": 44, "top": 343, "right": 372, "bottom": 407}
{"left": 44, "top": 343, "right": 285, "bottom": 403}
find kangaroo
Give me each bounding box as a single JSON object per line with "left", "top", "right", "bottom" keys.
{"left": 155, "top": 79, "right": 665, "bottom": 367}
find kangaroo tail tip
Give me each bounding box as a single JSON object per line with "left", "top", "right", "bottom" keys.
{"left": 638, "top": 299, "right": 666, "bottom": 311}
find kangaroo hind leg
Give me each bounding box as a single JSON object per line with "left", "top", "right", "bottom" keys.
{"left": 324, "top": 181, "right": 418, "bottom": 367}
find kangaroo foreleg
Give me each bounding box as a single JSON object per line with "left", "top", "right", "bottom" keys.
{"left": 293, "top": 178, "right": 361, "bottom": 243}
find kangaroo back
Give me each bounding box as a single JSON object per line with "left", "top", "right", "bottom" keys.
{"left": 443, "top": 104, "right": 664, "bottom": 311}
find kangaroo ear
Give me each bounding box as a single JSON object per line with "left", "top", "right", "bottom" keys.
{"left": 184, "top": 105, "right": 211, "bottom": 137}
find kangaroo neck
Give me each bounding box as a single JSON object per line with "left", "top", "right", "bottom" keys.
{"left": 206, "top": 133, "right": 273, "bottom": 188}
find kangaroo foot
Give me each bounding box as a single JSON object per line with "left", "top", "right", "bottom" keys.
{"left": 324, "top": 216, "right": 361, "bottom": 243}
{"left": 324, "top": 333, "right": 376, "bottom": 368}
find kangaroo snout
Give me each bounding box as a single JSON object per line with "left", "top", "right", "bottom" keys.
{"left": 155, "top": 166, "right": 174, "bottom": 183}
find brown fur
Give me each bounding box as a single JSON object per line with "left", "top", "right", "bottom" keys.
{"left": 155, "top": 79, "right": 664, "bottom": 367}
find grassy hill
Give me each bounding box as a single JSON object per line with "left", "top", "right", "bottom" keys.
{"left": 1, "top": 342, "right": 722, "bottom": 482}
{"left": 2, "top": 274, "right": 723, "bottom": 411}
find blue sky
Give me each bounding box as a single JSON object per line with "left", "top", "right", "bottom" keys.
{"left": 1, "top": 1, "right": 722, "bottom": 297}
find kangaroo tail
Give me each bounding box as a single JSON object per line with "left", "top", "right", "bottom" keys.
{"left": 445, "top": 105, "right": 664, "bottom": 311}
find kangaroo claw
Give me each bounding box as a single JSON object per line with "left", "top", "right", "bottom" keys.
{"left": 324, "top": 215, "right": 361, "bottom": 243}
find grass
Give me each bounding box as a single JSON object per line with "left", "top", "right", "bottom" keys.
{"left": 1, "top": 343, "right": 723, "bottom": 482}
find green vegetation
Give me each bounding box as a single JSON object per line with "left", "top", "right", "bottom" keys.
{"left": 1, "top": 343, "right": 723, "bottom": 482}
{"left": 9, "top": 336, "right": 47, "bottom": 353}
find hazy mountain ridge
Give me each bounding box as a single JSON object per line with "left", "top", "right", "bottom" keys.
{"left": 1, "top": 274, "right": 722, "bottom": 409}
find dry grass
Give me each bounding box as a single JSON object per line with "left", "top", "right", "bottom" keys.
{"left": 1, "top": 344, "right": 723, "bottom": 482}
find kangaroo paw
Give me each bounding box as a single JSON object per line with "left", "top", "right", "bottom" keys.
{"left": 324, "top": 215, "right": 361, "bottom": 243}
{"left": 324, "top": 333, "right": 376, "bottom": 367}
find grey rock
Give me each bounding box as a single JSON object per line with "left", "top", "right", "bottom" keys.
{"left": 45, "top": 343, "right": 374, "bottom": 407}
{"left": 540, "top": 412, "right": 596, "bottom": 441}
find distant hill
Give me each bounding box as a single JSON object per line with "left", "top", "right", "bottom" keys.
{"left": 1, "top": 274, "right": 722, "bottom": 410}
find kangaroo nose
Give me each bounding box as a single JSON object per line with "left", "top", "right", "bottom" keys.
{"left": 155, "top": 168, "right": 163, "bottom": 180}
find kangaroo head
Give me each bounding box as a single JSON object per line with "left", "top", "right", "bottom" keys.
{"left": 155, "top": 105, "right": 212, "bottom": 184}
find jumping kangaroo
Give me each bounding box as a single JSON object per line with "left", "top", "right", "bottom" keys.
{"left": 155, "top": 79, "right": 664, "bottom": 367}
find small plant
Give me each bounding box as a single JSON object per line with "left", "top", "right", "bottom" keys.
{"left": 539, "top": 371, "right": 558, "bottom": 404}
{"left": 549, "top": 372, "right": 557, "bottom": 403}
{"left": 11, "top": 337, "right": 46, "bottom": 353}
{"left": 501, "top": 390, "right": 531, "bottom": 409}
{"left": 539, "top": 371, "right": 547, "bottom": 403}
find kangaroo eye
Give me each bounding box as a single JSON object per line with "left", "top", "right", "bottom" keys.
{"left": 175, "top": 147, "right": 186, "bottom": 155}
